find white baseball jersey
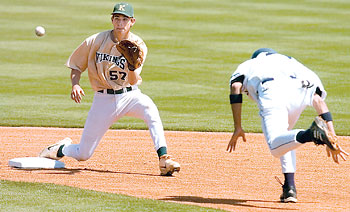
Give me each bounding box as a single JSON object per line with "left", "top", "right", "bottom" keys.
{"left": 230, "top": 52, "right": 327, "bottom": 173}
{"left": 230, "top": 52, "right": 326, "bottom": 105}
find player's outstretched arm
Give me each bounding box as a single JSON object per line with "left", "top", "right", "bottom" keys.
{"left": 227, "top": 82, "right": 246, "bottom": 152}
{"left": 70, "top": 69, "right": 85, "bottom": 103}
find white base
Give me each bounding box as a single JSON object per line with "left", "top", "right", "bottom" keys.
{"left": 8, "top": 157, "right": 65, "bottom": 169}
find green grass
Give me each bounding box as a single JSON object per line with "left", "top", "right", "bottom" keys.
{"left": 0, "top": 180, "right": 224, "bottom": 212}
{"left": 0, "top": 0, "right": 349, "bottom": 134}
{"left": 0, "top": 0, "right": 350, "bottom": 210}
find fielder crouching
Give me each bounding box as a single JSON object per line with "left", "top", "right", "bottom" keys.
{"left": 227, "top": 48, "right": 348, "bottom": 203}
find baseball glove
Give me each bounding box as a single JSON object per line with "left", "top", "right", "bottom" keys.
{"left": 116, "top": 40, "right": 144, "bottom": 71}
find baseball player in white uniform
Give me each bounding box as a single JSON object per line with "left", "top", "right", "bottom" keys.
{"left": 227, "top": 48, "right": 348, "bottom": 202}
{"left": 39, "top": 2, "right": 180, "bottom": 176}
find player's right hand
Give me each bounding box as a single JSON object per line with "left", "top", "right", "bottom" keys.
{"left": 326, "top": 145, "right": 349, "bottom": 164}
{"left": 227, "top": 127, "right": 246, "bottom": 152}
{"left": 71, "top": 84, "right": 85, "bottom": 103}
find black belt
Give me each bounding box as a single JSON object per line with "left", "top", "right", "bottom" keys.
{"left": 98, "top": 87, "right": 132, "bottom": 94}
{"left": 261, "top": 78, "right": 274, "bottom": 84}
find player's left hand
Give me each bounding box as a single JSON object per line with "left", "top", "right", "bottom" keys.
{"left": 116, "top": 40, "right": 144, "bottom": 71}
{"left": 227, "top": 127, "right": 246, "bottom": 152}
{"left": 326, "top": 145, "right": 349, "bottom": 164}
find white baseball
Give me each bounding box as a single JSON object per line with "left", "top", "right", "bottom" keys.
{"left": 35, "top": 26, "right": 45, "bottom": 37}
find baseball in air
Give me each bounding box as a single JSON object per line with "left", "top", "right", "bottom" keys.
{"left": 35, "top": 26, "right": 45, "bottom": 37}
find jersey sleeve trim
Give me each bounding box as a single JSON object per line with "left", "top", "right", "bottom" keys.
{"left": 230, "top": 75, "right": 245, "bottom": 85}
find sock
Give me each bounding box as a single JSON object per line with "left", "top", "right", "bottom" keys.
{"left": 157, "top": 147, "right": 167, "bottom": 157}
{"left": 57, "top": 145, "right": 65, "bottom": 157}
{"left": 284, "top": 173, "right": 295, "bottom": 187}
{"left": 296, "top": 129, "right": 313, "bottom": 143}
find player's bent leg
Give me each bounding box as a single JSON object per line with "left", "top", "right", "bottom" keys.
{"left": 138, "top": 100, "right": 181, "bottom": 175}
{"left": 125, "top": 92, "right": 180, "bottom": 175}
{"left": 126, "top": 92, "right": 168, "bottom": 149}
{"left": 63, "top": 122, "right": 112, "bottom": 161}
{"left": 63, "top": 93, "right": 116, "bottom": 161}
{"left": 63, "top": 140, "right": 98, "bottom": 161}
{"left": 268, "top": 130, "right": 303, "bottom": 158}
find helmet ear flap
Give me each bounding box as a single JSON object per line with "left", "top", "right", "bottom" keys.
{"left": 251, "top": 48, "right": 277, "bottom": 59}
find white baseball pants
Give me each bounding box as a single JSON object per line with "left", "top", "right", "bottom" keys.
{"left": 63, "top": 89, "right": 167, "bottom": 161}
{"left": 257, "top": 78, "right": 317, "bottom": 173}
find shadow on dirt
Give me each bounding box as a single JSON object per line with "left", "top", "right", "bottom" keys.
{"left": 160, "top": 196, "right": 299, "bottom": 210}
{"left": 11, "top": 167, "right": 165, "bottom": 177}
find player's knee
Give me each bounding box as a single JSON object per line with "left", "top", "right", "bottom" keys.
{"left": 76, "top": 156, "right": 90, "bottom": 161}
{"left": 266, "top": 137, "right": 283, "bottom": 158}
{"left": 269, "top": 148, "right": 284, "bottom": 158}
{"left": 76, "top": 153, "right": 92, "bottom": 161}
{"left": 270, "top": 151, "right": 281, "bottom": 158}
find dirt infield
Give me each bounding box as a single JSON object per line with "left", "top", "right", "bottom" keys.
{"left": 1, "top": 127, "right": 349, "bottom": 211}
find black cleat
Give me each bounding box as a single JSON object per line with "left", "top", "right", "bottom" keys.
{"left": 280, "top": 184, "right": 297, "bottom": 203}
{"left": 310, "top": 116, "right": 338, "bottom": 150}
